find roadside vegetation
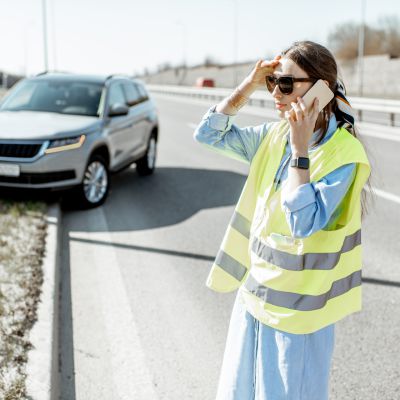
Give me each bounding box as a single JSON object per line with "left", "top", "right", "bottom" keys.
{"left": 0, "top": 200, "right": 47, "bottom": 400}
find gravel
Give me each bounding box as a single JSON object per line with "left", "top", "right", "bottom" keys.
{"left": 0, "top": 200, "right": 47, "bottom": 400}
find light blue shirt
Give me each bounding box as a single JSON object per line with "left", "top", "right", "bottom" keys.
{"left": 193, "top": 105, "right": 356, "bottom": 238}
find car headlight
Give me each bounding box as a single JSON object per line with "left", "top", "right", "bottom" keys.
{"left": 45, "top": 135, "right": 86, "bottom": 154}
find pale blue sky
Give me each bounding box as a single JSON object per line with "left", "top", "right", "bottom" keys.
{"left": 1, "top": 0, "right": 399, "bottom": 76}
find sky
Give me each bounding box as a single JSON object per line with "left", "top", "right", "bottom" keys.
{"left": 0, "top": 0, "right": 399, "bottom": 77}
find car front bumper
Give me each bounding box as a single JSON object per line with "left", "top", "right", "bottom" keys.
{"left": 0, "top": 136, "right": 98, "bottom": 189}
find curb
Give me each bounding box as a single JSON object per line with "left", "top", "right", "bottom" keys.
{"left": 25, "top": 203, "right": 62, "bottom": 400}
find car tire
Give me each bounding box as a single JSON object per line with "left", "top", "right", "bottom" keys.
{"left": 136, "top": 133, "right": 157, "bottom": 176}
{"left": 74, "top": 154, "right": 110, "bottom": 208}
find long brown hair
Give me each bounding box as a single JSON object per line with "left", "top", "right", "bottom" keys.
{"left": 281, "top": 40, "right": 373, "bottom": 218}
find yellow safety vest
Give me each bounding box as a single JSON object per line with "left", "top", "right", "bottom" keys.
{"left": 206, "top": 119, "right": 371, "bottom": 334}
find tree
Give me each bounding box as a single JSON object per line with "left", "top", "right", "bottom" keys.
{"left": 327, "top": 16, "right": 400, "bottom": 60}
{"left": 378, "top": 16, "right": 400, "bottom": 56}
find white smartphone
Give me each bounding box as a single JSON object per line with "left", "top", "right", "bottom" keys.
{"left": 300, "top": 79, "right": 334, "bottom": 112}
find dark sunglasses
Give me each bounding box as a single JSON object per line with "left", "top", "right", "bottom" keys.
{"left": 265, "top": 75, "right": 317, "bottom": 95}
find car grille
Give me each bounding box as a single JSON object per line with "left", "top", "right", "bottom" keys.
{"left": 0, "top": 170, "right": 76, "bottom": 184}
{"left": 0, "top": 143, "right": 42, "bottom": 158}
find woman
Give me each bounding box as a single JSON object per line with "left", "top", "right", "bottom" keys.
{"left": 193, "top": 41, "right": 371, "bottom": 400}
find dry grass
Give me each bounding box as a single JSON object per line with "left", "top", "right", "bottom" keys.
{"left": 0, "top": 200, "right": 47, "bottom": 400}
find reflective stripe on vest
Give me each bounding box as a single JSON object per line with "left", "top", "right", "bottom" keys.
{"left": 243, "top": 269, "right": 361, "bottom": 311}
{"left": 212, "top": 211, "right": 252, "bottom": 281}
{"left": 215, "top": 250, "right": 247, "bottom": 281}
{"left": 251, "top": 229, "right": 361, "bottom": 271}
{"left": 230, "top": 211, "right": 251, "bottom": 239}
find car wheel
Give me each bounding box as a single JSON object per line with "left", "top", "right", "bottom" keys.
{"left": 136, "top": 134, "right": 157, "bottom": 176}
{"left": 77, "top": 154, "right": 110, "bottom": 208}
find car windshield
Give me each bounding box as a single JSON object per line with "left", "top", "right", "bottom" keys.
{"left": 0, "top": 79, "right": 104, "bottom": 117}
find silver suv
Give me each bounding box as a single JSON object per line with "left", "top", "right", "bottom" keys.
{"left": 0, "top": 72, "right": 159, "bottom": 207}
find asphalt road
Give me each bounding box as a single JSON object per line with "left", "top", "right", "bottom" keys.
{"left": 59, "top": 94, "right": 400, "bottom": 400}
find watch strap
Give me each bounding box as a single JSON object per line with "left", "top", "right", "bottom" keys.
{"left": 290, "top": 156, "right": 310, "bottom": 169}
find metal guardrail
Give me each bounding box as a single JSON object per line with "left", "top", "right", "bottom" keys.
{"left": 147, "top": 84, "right": 400, "bottom": 127}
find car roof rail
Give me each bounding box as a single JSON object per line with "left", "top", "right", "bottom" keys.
{"left": 105, "top": 74, "right": 131, "bottom": 81}
{"left": 35, "top": 70, "right": 72, "bottom": 77}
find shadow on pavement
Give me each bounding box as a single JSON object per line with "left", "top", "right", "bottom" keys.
{"left": 62, "top": 165, "right": 248, "bottom": 232}
{"left": 0, "top": 186, "right": 62, "bottom": 204}
{"left": 58, "top": 226, "right": 76, "bottom": 400}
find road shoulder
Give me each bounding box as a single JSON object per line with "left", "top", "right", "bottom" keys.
{"left": 26, "top": 203, "right": 62, "bottom": 400}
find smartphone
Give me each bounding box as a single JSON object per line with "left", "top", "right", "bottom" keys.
{"left": 289, "top": 79, "right": 334, "bottom": 117}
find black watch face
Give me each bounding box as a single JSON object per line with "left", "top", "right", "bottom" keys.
{"left": 291, "top": 157, "right": 309, "bottom": 169}
{"left": 298, "top": 157, "right": 309, "bottom": 168}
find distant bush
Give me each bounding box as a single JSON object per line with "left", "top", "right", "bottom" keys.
{"left": 328, "top": 15, "right": 400, "bottom": 59}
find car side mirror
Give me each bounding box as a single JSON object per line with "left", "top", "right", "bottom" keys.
{"left": 109, "top": 103, "right": 129, "bottom": 117}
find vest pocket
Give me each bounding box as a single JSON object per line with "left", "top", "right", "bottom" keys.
{"left": 251, "top": 232, "right": 304, "bottom": 261}
{"left": 266, "top": 232, "right": 302, "bottom": 252}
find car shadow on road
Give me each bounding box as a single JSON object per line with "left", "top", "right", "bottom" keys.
{"left": 0, "top": 187, "right": 62, "bottom": 204}
{"left": 63, "top": 165, "right": 248, "bottom": 232}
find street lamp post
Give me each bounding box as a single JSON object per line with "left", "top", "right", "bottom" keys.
{"left": 50, "top": 0, "right": 57, "bottom": 71}
{"left": 42, "top": 0, "right": 49, "bottom": 71}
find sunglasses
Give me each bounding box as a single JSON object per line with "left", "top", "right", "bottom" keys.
{"left": 265, "top": 75, "right": 317, "bottom": 95}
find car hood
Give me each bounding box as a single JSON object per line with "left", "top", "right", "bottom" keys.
{"left": 0, "top": 111, "right": 101, "bottom": 140}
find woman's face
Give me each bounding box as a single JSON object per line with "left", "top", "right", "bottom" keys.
{"left": 271, "top": 57, "right": 314, "bottom": 118}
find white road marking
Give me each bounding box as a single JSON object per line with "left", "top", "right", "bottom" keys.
{"left": 367, "top": 186, "right": 400, "bottom": 205}
{"left": 70, "top": 208, "right": 158, "bottom": 400}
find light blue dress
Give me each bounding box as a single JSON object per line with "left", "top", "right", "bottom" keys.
{"left": 194, "top": 106, "right": 356, "bottom": 399}
{"left": 216, "top": 291, "right": 335, "bottom": 400}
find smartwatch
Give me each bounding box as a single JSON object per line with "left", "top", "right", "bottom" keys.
{"left": 290, "top": 157, "right": 310, "bottom": 169}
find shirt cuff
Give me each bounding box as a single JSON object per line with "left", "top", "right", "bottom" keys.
{"left": 206, "top": 105, "right": 236, "bottom": 131}
{"left": 281, "top": 183, "right": 316, "bottom": 212}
